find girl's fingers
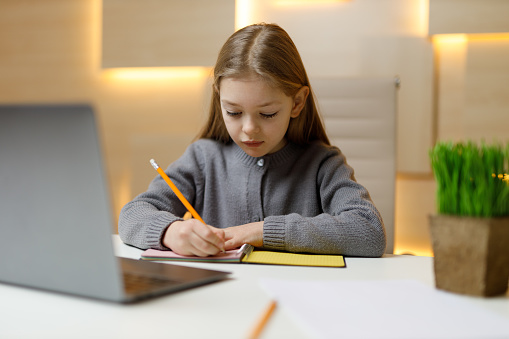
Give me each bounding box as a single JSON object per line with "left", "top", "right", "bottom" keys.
{"left": 189, "top": 223, "right": 225, "bottom": 256}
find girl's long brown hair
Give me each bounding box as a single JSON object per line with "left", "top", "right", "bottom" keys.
{"left": 198, "top": 23, "right": 330, "bottom": 146}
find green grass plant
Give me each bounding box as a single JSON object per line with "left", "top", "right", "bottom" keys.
{"left": 430, "top": 141, "right": 509, "bottom": 217}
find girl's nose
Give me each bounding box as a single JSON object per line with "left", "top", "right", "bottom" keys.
{"left": 242, "top": 116, "right": 260, "bottom": 136}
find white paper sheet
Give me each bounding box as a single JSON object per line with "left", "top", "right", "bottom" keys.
{"left": 259, "top": 279, "right": 509, "bottom": 339}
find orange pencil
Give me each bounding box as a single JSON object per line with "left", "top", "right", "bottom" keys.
{"left": 150, "top": 159, "right": 205, "bottom": 224}
{"left": 248, "top": 300, "right": 277, "bottom": 339}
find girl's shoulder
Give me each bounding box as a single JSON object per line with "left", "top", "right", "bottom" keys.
{"left": 296, "top": 141, "right": 351, "bottom": 174}
{"left": 188, "top": 138, "right": 231, "bottom": 153}
{"left": 303, "top": 140, "right": 344, "bottom": 159}
{"left": 169, "top": 139, "right": 230, "bottom": 172}
{"left": 185, "top": 138, "right": 235, "bottom": 162}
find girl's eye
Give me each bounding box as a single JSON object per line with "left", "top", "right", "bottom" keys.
{"left": 261, "top": 112, "right": 278, "bottom": 119}
{"left": 226, "top": 111, "right": 241, "bottom": 117}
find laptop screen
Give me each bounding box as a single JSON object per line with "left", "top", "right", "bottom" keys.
{"left": 0, "top": 105, "right": 123, "bottom": 300}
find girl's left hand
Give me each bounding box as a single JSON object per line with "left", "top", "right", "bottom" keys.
{"left": 223, "top": 221, "right": 263, "bottom": 250}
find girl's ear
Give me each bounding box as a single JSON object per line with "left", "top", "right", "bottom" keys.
{"left": 290, "top": 86, "right": 310, "bottom": 118}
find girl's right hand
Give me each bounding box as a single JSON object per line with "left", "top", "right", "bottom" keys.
{"left": 162, "top": 219, "right": 226, "bottom": 257}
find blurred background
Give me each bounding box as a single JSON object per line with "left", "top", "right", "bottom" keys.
{"left": 1, "top": 0, "right": 508, "bottom": 256}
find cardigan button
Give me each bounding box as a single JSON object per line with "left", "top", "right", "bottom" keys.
{"left": 257, "top": 159, "right": 264, "bottom": 167}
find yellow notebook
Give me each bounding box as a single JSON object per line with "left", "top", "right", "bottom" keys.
{"left": 141, "top": 245, "right": 345, "bottom": 268}
{"left": 241, "top": 250, "right": 345, "bottom": 267}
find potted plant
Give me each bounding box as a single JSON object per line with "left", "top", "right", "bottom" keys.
{"left": 429, "top": 141, "right": 509, "bottom": 297}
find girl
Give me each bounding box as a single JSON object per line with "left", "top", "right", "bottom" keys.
{"left": 119, "top": 23, "right": 386, "bottom": 257}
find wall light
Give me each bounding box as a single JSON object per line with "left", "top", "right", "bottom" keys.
{"left": 235, "top": 0, "right": 252, "bottom": 30}
{"left": 432, "top": 34, "right": 467, "bottom": 45}
{"left": 274, "top": 0, "right": 349, "bottom": 6}
{"left": 101, "top": 67, "right": 211, "bottom": 82}
{"left": 467, "top": 33, "right": 509, "bottom": 42}
{"left": 432, "top": 33, "right": 509, "bottom": 44}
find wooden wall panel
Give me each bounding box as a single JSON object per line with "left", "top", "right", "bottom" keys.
{"left": 102, "top": 0, "right": 235, "bottom": 68}
{"left": 429, "top": 0, "right": 509, "bottom": 35}
{"left": 435, "top": 39, "right": 468, "bottom": 142}
{"left": 463, "top": 40, "right": 509, "bottom": 142}
{"left": 436, "top": 38, "right": 509, "bottom": 144}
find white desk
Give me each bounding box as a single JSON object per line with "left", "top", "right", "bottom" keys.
{"left": 1, "top": 235, "right": 508, "bottom": 339}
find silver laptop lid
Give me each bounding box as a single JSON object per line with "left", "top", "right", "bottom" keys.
{"left": 0, "top": 105, "right": 124, "bottom": 301}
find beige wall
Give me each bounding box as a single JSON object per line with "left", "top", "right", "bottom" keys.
{"left": 1, "top": 0, "right": 508, "bottom": 256}
{"left": 0, "top": 0, "right": 212, "bottom": 230}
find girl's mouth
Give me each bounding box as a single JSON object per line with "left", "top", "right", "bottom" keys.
{"left": 243, "top": 141, "right": 264, "bottom": 148}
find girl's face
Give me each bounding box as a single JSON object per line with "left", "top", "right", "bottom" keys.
{"left": 219, "top": 76, "right": 308, "bottom": 158}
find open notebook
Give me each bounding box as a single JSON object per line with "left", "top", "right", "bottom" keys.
{"left": 141, "top": 245, "right": 346, "bottom": 268}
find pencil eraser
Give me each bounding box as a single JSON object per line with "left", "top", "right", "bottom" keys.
{"left": 150, "top": 159, "right": 159, "bottom": 170}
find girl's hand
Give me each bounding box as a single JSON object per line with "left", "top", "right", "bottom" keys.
{"left": 163, "top": 219, "right": 225, "bottom": 257}
{"left": 223, "top": 221, "right": 264, "bottom": 250}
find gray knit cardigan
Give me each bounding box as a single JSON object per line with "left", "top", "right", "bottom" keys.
{"left": 118, "top": 139, "right": 386, "bottom": 257}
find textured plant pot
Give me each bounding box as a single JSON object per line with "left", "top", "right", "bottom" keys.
{"left": 429, "top": 215, "right": 509, "bottom": 297}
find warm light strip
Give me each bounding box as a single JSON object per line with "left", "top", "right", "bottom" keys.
{"left": 418, "top": 0, "right": 430, "bottom": 36}
{"left": 433, "top": 33, "right": 509, "bottom": 44}
{"left": 467, "top": 33, "right": 509, "bottom": 41}
{"left": 274, "top": 0, "right": 349, "bottom": 6}
{"left": 394, "top": 248, "right": 434, "bottom": 257}
{"left": 101, "top": 67, "right": 211, "bottom": 81}
{"left": 432, "top": 34, "right": 468, "bottom": 45}
{"left": 235, "top": 0, "right": 252, "bottom": 30}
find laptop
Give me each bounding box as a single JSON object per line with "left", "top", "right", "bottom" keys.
{"left": 0, "top": 104, "right": 230, "bottom": 303}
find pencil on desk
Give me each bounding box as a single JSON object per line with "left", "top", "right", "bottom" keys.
{"left": 150, "top": 159, "right": 205, "bottom": 224}
{"left": 248, "top": 300, "right": 277, "bottom": 339}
